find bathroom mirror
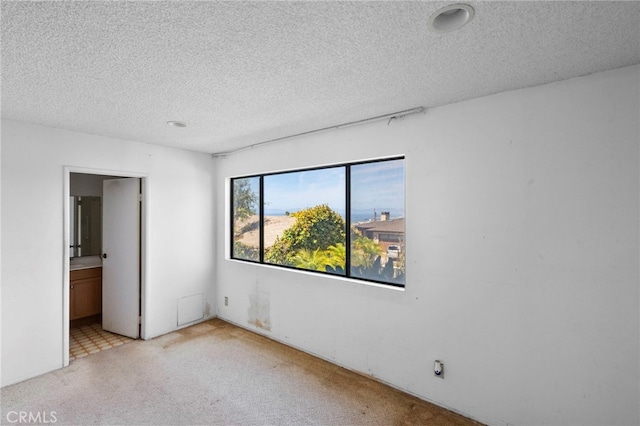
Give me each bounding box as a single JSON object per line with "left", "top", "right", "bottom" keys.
{"left": 70, "top": 196, "right": 102, "bottom": 257}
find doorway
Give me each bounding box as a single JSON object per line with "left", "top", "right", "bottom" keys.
{"left": 64, "top": 168, "right": 147, "bottom": 367}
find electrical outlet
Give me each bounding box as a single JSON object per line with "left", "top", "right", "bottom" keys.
{"left": 434, "top": 360, "right": 444, "bottom": 379}
{"left": 224, "top": 296, "right": 228, "bottom": 306}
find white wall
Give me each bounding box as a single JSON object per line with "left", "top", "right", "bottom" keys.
{"left": 1, "top": 122, "right": 216, "bottom": 386}
{"left": 214, "top": 65, "right": 639, "bottom": 426}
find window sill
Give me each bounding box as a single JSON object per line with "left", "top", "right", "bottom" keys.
{"left": 226, "top": 257, "right": 405, "bottom": 292}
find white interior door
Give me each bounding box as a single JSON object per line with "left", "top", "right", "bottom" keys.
{"left": 102, "top": 178, "right": 140, "bottom": 338}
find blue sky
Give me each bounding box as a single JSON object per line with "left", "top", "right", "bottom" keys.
{"left": 350, "top": 159, "right": 404, "bottom": 212}
{"left": 264, "top": 167, "right": 345, "bottom": 213}
{"left": 260, "top": 159, "right": 404, "bottom": 216}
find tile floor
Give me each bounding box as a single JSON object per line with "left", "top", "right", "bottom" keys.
{"left": 70, "top": 321, "right": 134, "bottom": 361}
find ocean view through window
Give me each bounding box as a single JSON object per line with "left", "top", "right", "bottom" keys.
{"left": 230, "top": 157, "right": 405, "bottom": 287}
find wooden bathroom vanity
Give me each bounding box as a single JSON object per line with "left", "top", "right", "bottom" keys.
{"left": 69, "top": 267, "right": 102, "bottom": 320}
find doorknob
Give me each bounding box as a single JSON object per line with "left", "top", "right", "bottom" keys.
{"left": 102, "top": 253, "right": 108, "bottom": 259}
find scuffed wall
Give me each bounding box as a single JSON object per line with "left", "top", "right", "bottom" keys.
{"left": 214, "top": 66, "right": 639, "bottom": 426}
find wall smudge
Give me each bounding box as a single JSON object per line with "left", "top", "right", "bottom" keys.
{"left": 248, "top": 292, "right": 270, "bottom": 331}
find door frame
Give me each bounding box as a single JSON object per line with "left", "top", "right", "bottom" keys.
{"left": 63, "top": 166, "right": 149, "bottom": 367}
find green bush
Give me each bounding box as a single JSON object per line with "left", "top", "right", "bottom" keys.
{"left": 233, "top": 241, "right": 259, "bottom": 261}
{"left": 265, "top": 204, "right": 345, "bottom": 266}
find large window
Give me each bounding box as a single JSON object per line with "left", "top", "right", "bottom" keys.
{"left": 231, "top": 157, "right": 405, "bottom": 287}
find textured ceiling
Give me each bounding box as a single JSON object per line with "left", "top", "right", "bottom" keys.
{"left": 2, "top": 1, "right": 639, "bottom": 154}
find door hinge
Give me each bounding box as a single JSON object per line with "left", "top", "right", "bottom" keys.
{"left": 138, "top": 193, "right": 143, "bottom": 202}
{"left": 138, "top": 316, "right": 142, "bottom": 325}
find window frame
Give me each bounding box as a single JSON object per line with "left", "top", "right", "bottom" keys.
{"left": 230, "top": 156, "right": 405, "bottom": 288}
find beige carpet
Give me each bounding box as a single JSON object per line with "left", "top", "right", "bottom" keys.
{"left": 1, "top": 319, "right": 479, "bottom": 425}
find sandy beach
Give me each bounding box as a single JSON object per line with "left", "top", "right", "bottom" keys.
{"left": 235, "top": 215, "right": 296, "bottom": 248}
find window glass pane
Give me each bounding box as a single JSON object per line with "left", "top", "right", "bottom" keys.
{"left": 350, "top": 159, "right": 405, "bottom": 285}
{"left": 263, "top": 168, "right": 346, "bottom": 274}
{"left": 232, "top": 177, "right": 260, "bottom": 261}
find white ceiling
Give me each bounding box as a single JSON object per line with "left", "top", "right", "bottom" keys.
{"left": 2, "top": 1, "right": 639, "bottom": 155}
